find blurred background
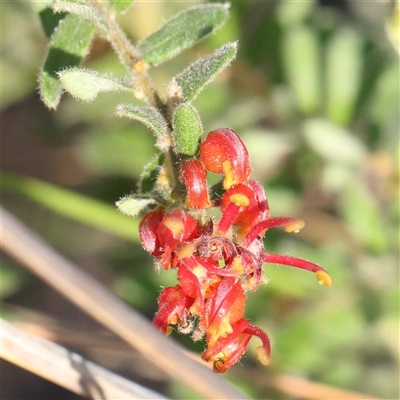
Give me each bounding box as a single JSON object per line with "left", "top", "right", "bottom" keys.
{"left": 1, "top": 1, "right": 399, "bottom": 399}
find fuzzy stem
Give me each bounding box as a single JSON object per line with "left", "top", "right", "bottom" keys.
{"left": 87, "top": 0, "right": 181, "bottom": 200}
{"left": 87, "top": 0, "right": 164, "bottom": 110}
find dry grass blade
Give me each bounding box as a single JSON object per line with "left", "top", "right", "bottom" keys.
{"left": 269, "top": 374, "right": 381, "bottom": 400}
{"left": 0, "top": 207, "right": 248, "bottom": 400}
{"left": 1, "top": 319, "right": 168, "bottom": 400}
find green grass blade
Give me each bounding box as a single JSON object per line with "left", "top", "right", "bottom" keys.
{"left": 1, "top": 172, "right": 139, "bottom": 242}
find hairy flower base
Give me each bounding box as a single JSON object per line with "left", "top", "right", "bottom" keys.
{"left": 139, "top": 128, "right": 333, "bottom": 372}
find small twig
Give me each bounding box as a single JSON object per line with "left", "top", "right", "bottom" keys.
{"left": 0, "top": 207, "right": 248, "bottom": 400}
{"left": 1, "top": 318, "right": 167, "bottom": 400}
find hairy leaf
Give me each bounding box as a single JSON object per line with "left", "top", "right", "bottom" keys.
{"left": 59, "top": 68, "right": 132, "bottom": 102}
{"left": 39, "top": 14, "right": 94, "bottom": 109}
{"left": 115, "top": 104, "right": 170, "bottom": 150}
{"left": 173, "top": 104, "right": 203, "bottom": 156}
{"left": 170, "top": 42, "right": 237, "bottom": 103}
{"left": 138, "top": 3, "right": 230, "bottom": 65}
{"left": 116, "top": 194, "right": 156, "bottom": 218}
{"left": 52, "top": 0, "right": 107, "bottom": 31}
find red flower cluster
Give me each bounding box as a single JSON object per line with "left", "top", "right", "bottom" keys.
{"left": 139, "top": 128, "right": 333, "bottom": 373}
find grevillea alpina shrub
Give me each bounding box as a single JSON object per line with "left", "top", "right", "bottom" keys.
{"left": 36, "top": 0, "right": 332, "bottom": 373}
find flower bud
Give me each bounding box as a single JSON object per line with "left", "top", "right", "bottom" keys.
{"left": 200, "top": 128, "right": 251, "bottom": 189}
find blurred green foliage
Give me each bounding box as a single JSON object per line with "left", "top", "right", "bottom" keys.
{"left": 1, "top": 1, "right": 398, "bottom": 399}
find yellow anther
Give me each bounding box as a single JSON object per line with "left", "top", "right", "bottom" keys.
{"left": 316, "top": 270, "right": 333, "bottom": 287}
{"left": 285, "top": 219, "right": 305, "bottom": 233}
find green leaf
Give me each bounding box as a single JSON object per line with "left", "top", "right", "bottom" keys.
{"left": 276, "top": 0, "right": 316, "bottom": 28}
{"left": 170, "top": 42, "right": 237, "bottom": 103}
{"left": 32, "top": 1, "right": 67, "bottom": 38}
{"left": 340, "top": 181, "right": 388, "bottom": 254}
{"left": 59, "top": 68, "right": 132, "bottom": 102}
{"left": 282, "top": 25, "right": 321, "bottom": 115}
{"left": 139, "top": 153, "right": 164, "bottom": 194}
{"left": 369, "top": 62, "right": 400, "bottom": 130}
{"left": 172, "top": 104, "right": 203, "bottom": 156}
{"left": 39, "top": 14, "right": 94, "bottom": 109}
{"left": 1, "top": 172, "right": 139, "bottom": 242}
{"left": 303, "top": 118, "right": 367, "bottom": 165}
{"left": 110, "top": 0, "right": 135, "bottom": 12}
{"left": 115, "top": 104, "right": 169, "bottom": 151}
{"left": 138, "top": 3, "right": 230, "bottom": 65}
{"left": 326, "top": 28, "right": 363, "bottom": 127}
{"left": 116, "top": 194, "right": 155, "bottom": 218}
{"left": 52, "top": 0, "right": 107, "bottom": 31}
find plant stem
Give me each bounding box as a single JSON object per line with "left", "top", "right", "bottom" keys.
{"left": 88, "top": 0, "right": 165, "bottom": 111}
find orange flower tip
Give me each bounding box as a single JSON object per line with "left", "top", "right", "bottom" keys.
{"left": 316, "top": 270, "right": 333, "bottom": 287}
{"left": 257, "top": 346, "right": 271, "bottom": 366}
{"left": 284, "top": 219, "right": 305, "bottom": 233}
{"left": 230, "top": 193, "right": 250, "bottom": 207}
{"left": 163, "top": 216, "right": 184, "bottom": 238}
{"left": 175, "top": 243, "right": 196, "bottom": 260}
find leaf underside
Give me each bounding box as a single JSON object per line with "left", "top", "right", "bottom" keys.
{"left": 115, "top": 104, "right": 169, "bottom": 141}
{"left": 59, "top": 68, "right": 131, "bottom": 102}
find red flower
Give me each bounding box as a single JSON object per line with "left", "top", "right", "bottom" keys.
{"left": 137, "top": 127, "right": 333, "bottom": 373}
{"left": 153, "top": 285, "right": 194, "bottom": 334}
